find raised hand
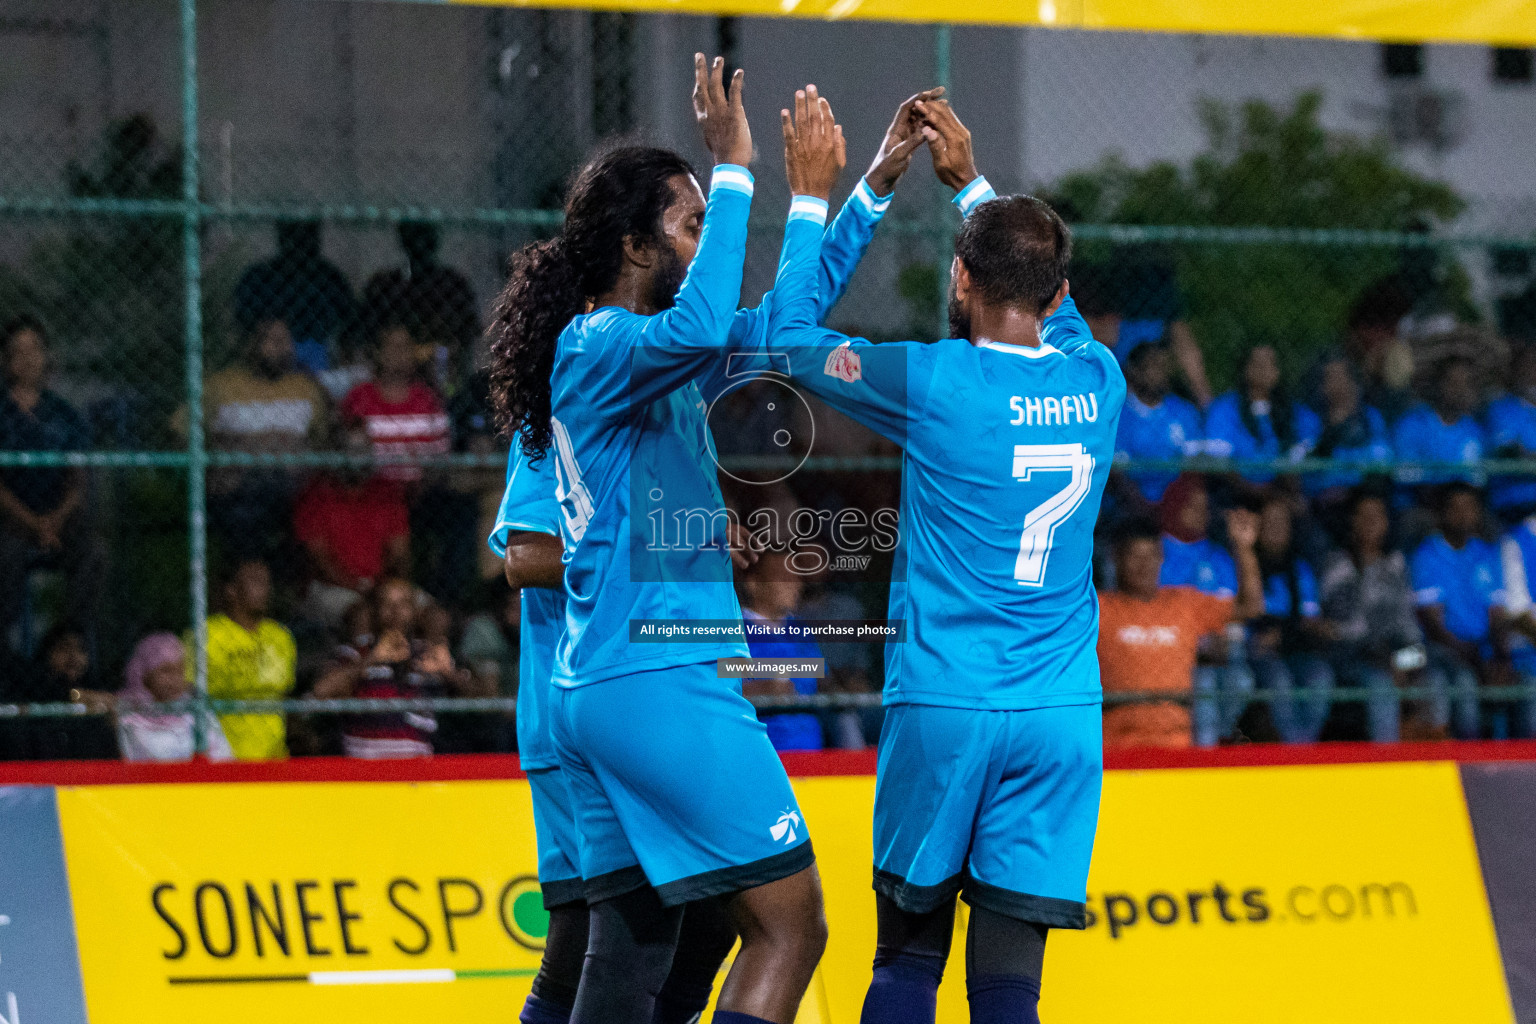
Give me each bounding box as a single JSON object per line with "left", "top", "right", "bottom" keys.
{"left": 1225, "top": 508, "right": 1261, "bottom": 551}
{"left": 914, "top": 97, "right": 979, "bottom": 194}
{"left": 865, "top": 87, "right": 943, "bottom": 197}
{"left": 780, "top": 84, "right": 845, "bottom": 202}
{"left": 693, "top": 53, "right": 753, "bottom": 167}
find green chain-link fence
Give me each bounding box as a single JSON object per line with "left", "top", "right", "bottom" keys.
{"left": 2, "top": 0, "right": 1536, "bottom": 757}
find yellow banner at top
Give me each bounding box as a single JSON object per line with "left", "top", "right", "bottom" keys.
{"left": 444, "top": 0, "right": 1536, "bottom": 46}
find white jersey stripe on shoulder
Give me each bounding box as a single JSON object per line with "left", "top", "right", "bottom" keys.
{"left": 979, "top": 340, "right": 1061, "bottom": 359}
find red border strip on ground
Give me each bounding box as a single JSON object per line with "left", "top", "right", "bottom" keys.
{"left": 0, "top": 740, "right": 1533, "bottom": 786}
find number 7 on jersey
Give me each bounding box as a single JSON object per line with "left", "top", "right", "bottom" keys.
{"left": 1012, "top": 443, "right": 1095, "bottom": 586}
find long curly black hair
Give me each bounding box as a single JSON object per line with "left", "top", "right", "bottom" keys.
{"left": 487, "top": 145, "right": 697, "bottom": 460}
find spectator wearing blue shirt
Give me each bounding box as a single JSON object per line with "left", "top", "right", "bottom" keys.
{"left": 1250, "top": 494, "right": 1336, "bottom": 742}
{"left": 1410, "top": 483, "right": 1514, "bottom": 738}
{"left": 1112, "top": 343, "right": 1205, "bottom": 511}
{"left": 738, "top": 550, "right": 825, "bottom": 751}
{"left": 1071, "top": 263, "right": 1214, "bottom": 407}
{"left": 1159, "top": 474, "right": 1237, "bottom": 597}
{"left": 1300, "top": 352, "right": 1394, "bottom": 510}
{"left": 1393, "top": 356, "right": 1488, "bottom": 502}
{"left": 0, "top": 317, "right": 106, "bottom": 655}
{"left": 1494, "top": 511, "right": 1536, "bottom": 738}
{"left": 1157, "top": 474, "right": 1253, "bottom": 743}
{"left": 1485, "top": 344, "right": 1536, "bottom": 521}
{"left": 1204, "top": 345, "right": 1320, "bottom": 493}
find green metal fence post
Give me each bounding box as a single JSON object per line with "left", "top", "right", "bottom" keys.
{"left": 181, "top": 0, "right": 208, "bottom": 751}
{"left": 934, "top": 22, "right": 953, "bottom": 339}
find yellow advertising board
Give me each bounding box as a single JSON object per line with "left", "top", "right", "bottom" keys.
{"left": 58, "top": 781, "right": 546, "bottom": 1023}
{"left": 54, "top": 762, "right": 1514, "bottom": 1023}
{"left": 437, "top": 0, "right": 1536, "bottom": 47}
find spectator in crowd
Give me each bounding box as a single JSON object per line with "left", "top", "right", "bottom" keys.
{"left": 458, "top": 581, "right": 519, "bottom": 752}
{"left": 447, "top": 369, "right": 513, "bottom": 586}
{"left": 1494, "top": 509, "right": 1536, "bottom": 737}
{"left": 200, "top": 558, "right": 298, "bottom": 760}
{"left": 190, "top": 316, "right": 330, "bottom": 563}
{"left": 234, "top": 220, "right": 357, "bottom": 376}
{"left": 1300, "top": 352, "right": 1394, "bottom": 524}
{"left": 1158, "top": 474, "right": 1236, "bottom": 596}
{"left": 311, "top": 577, "right": 477, "bottom": 758}
{"left": 293, "top": 428, "right": 411, "bottom": 630}
{"left": 1098, "top": 511, "right": 1263, "bottom": 749}
{"left": 1072, "top": 251, "right": 1214, "bottom": 407}
{"left": 1250, "top": 494, "right": 1336, "bottom": 743}
{"left": 2, "top": 623, "right": 116, "bottom": 760}
{"left": 1111, "top": 342, "right": 1204, "bottom": 512}
{"left": 408, "top": 367, "right": 507, "bottom": 601}
{"left": 1342, "top": 279, "right": 1416, "bottom": 422}
{"left": 1486, "top": 344, "right": 1536, "bottom": 522}
{"left": 738, "top": 549, "right": 826, "bottom": 752}
{"left": 1204, "top": 344, "right": 1318, "bottom": 495}
{"left": 1410, "top": 483, "right": 1511, "bottom": 739}
{"left": 1156, "top": 473, "right": 1254, "bottom": 743}
{"left": 361, "top": 222, "right": 479, "bottom": 396}
{"left": 0, "top": 317, "right": 106, "bottom": 655}
{"left": 1393, "top": 355, "right": 1488, "bottom": 502}
{"left": 116, "top": 632, "right": 233, "bottom": 763}
{"left": 1318, "top": 489, "right": 1428, "bottom": 742}
{"left": 340, "top": 317, "right": 450, "bottom": 487}
{"left": 796, "top": 570, "right": 882, "bottom": 749}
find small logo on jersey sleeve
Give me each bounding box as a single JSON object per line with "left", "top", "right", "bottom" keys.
{"left": 823, "top": 343, "right": 862, "bottom": 384}
{"left": 769, "top": 808, "right": 803, "bottom": 844}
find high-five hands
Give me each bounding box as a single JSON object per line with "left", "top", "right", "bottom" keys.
{"left": 781, "top": 84, "right": 845, "bottom": 202}
{"left": 694, "top": 53, "right": 753, "bottom": 167}
{"left": 865, "top": 87, "right": 944, "bottom": 197}
{"left": 914, "top": 97, "right": 980, "bottom": 194}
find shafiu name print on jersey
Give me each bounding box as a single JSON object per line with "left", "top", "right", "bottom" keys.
{"left": 1008, "top": 392, "right": 1102, "bottom": 427}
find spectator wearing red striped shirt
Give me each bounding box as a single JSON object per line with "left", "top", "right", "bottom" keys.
{"left": 310, "top": 576, "right": 475, "bottom": 759}
{"left": 339, "top": 318, "right": 449, "bottom": 485}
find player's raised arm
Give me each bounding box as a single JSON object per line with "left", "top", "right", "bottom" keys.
{"left": 915, "top": 96, "right": 991, "bottom": 214}
{"left": 694, "top": 52, "right": 753, "bottom": 168}
{"left": 701, "top": 86, "right": 939, "bottom": 403}
{"left": 768, "top": 84, "right": 842, "bottom": 318}
{"left": 806, "top": 87, "right": 938, "bottom": 316}
{"left": 919, "top": 98, "right": 1103, "bottom": 359}
{"left": 763, "top": 93, "right": 919, "bottom": 442}
{"left": 623, "top": 54, "right": 756, "bottom": 385}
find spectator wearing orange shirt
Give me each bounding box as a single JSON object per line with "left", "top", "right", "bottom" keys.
{"left": 1098, "top": 511, "right": 1264, "bottom": 748}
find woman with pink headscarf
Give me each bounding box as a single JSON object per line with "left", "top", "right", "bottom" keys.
{"left": 116, "top": 633, "right": 233, "bottom": 762}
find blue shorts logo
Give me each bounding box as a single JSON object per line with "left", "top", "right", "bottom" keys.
{"left": 770, "top": 809, "right": 802, "bottom": 845}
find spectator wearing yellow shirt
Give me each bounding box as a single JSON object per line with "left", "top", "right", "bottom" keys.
{"left": 188, "top": 559, "right": 296, "bottom": 759}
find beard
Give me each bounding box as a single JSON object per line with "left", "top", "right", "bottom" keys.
{"left": 649, "top": 247, "right": 689, "bottom": 313}
{"left": 947, "top": 292, "right": 970, "bottom": 341}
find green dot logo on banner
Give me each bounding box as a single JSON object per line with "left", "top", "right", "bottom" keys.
{"left": 499, "top": 876, "right": 549, "bottom": 951}
{"left": 0, "top": 788, "right": 88, "bottom": 1024}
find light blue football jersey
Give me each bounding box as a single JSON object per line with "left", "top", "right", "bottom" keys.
{"left": 548, "top": 168, "right": 891, "bottom": 688}
{"left": 764, "top": 179, "right": 1127, "bottom": 710}
{"left": 488, "top": 444, "right": 566, "bottom": 770}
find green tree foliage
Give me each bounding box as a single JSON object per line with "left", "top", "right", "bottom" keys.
{"left": 1045, "top": 92, "right": 1467, "bottom": 388}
